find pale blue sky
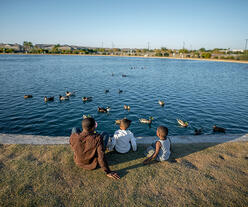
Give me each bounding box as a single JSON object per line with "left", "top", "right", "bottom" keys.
{"left": 1, "top": 0, "right": 247, "bottom": 49}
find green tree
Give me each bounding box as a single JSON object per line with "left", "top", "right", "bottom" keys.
{"left": 201, "top": 52, "right": 211, "bottom": 58}
{"left": 23, "top": 41, "right": 33, "bottom": 52}
{"left": 51, "top": 44, "right": 60, "bottom": 54}
{"left": 179, "top": 49, "right": 189, "bottom": 53}
{"left": 199, "top": 48, "right": 206, "bottom": 52}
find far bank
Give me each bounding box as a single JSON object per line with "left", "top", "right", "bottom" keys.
{"left": 1, "top": 53, "right": 248, "bottom": 64}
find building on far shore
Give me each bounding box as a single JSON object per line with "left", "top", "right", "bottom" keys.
{"left": 0, "top": 43, "right": 23, "bottom": 52}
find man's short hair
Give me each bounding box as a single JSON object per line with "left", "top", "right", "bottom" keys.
{"left": 157, "top": 126, "right": 168, "bottom": 137}
{"left": 120, "top": 118, "right": 132, "bottom": 129}
{"left": 82, "top": 117, "right": 95, "bottom": 131}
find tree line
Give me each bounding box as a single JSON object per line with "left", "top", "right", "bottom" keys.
{"left": 0, "top": 41, "right": 247, "bottom": 61}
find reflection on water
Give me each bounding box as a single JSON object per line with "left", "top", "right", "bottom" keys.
{"left": 0, "top": 55, "right": 248, "bottom": 137}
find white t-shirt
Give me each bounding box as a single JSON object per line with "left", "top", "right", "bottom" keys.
{"left": 109, "top": 129, "right": 137, "bottom": 153}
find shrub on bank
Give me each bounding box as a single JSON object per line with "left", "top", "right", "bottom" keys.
{"left": 201, "top": 52, "right": 211, "bottom": 58}
{"left": 238, "top": 55, "right": 248, "bottom": 61}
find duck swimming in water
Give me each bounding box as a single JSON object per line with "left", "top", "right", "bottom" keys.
{"left": 24, "top": 95, "right": 33, "bottom": 99}
{"left": 158, "top": 100, "right": 165, "bottom": 106}
{"left": 118, "top": 89, "right": 123, "bottom": 94}
{"left": 194, "top": 128, "right": 202, "bottom": 135}
{"left": 177, "top": 119, "right": 188, "bottom": 127}
{"left": 122, "top": 74, "right": 127, "bottom": 77}
{"left": 44, "top": 96, "right": 54, "bottom": 102}
{"left": 115, "top": 118, "right": 130, "bottom": 125}
{"left": 115, "top": 119, "right": 122, "bottom": 125}
{"left": 124, "top": 105, "right": 130, "bottom": 110}
{"left": 82, "top": 97, "right": 92, "bottom": 102}
{"left": 82, "top": 114, "right": 92, "bottom": 119}
{"left": 213, "top": 125, "right": 226, "bottom": 133}
{"left": 98, "top": 106, "right": 111, "bottom": 113}
{"left": 59, "top": 95, "right": 69, "bottom": 101}
{"left": 139, "top": 117, "right": 153, "bottom": 124}
{"left": 105, "top": 89, "right": 109, "bottom": 93}
{"left": 66, "top": 91, "right": 75, "bottom": 97}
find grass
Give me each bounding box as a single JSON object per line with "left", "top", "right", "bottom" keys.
{"left": 0, "top": 142, "right": 248, "bottom": 207}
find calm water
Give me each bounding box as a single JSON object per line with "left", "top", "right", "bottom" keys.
{"left": 0, "top": 55, "right": 248, "bottom": 137}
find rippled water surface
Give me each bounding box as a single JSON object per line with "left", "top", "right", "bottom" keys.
{"left": 0, "top": 55, "right": 248, "bottom": 137}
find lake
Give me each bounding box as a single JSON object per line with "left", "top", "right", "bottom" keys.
{"left": 0, "top": 54, "right": 248, "bottom": 137}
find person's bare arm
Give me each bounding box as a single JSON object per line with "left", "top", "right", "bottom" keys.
{"left": 97, "top": 137, "right": 120, "bottom": 179}
{"left": 143, "top": 141, "right": 161, "bottom": 165}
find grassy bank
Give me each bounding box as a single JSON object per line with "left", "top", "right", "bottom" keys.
{"left": 0, "top": 142, "right": 248, "bottom": 207}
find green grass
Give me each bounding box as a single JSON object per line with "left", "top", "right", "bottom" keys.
{"left": 0, "top": 142, "right": 248, "bottom": 207}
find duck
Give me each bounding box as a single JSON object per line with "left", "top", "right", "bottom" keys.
{"left": 122, "top": 74, "right": 127, "bottom": 77}
{"left": 158, "top": 100, "right": 165, "bottom": 106}
{"left": 59, "top": 95, "right": 69, "bottom": 101}
{"left": 124, "top": 105, "right": 130, "bottom": 110}
{"left": 98, "top": 106, "right": 111, "bottom": 113}
{"left": 105, "top": 89, "right": 109, "bottom": 93}
{"left": 82, "top": 97, "right": 92, "bottom": 102}
{"left": 24, "top": 95, "right": 33, "bottom": 99}
{"left": 112, "top": 73, "right": 114, "bottom": 76}
{"left": 118, "top": 89, "right": 123, "bottom": 94}
{"left": 139, "top": 117, "right": 154, "bottom": 124}
{"left": 82, "top": 114, "right": 92, "bottom": 119}
{"left": 115, "top": 119, "right": 122, "bottom": 125}
{"left": 44, "top": 96, "right": 54, "bottom": 102}
{"left": 115, "top": 117, "right": 129, "bottom": 125}
{"left": 66, "top": 91, "right": 75, "bottom": 97}
{"left": 194, "top": 128, "right": 202, "bottom": 135}
{"left": 177, "top": 119, "right": 188, "bottom": 127}
{"left": 213, "top": 125, "right": 226, "bottom": 133}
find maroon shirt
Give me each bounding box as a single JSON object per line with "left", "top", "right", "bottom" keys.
{"left": 70, "top": 131, "right": 111, "bottom": 173}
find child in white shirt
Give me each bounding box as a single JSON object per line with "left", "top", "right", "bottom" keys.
{"left": 109, "top": 118, "right": 137, "bottom": 153}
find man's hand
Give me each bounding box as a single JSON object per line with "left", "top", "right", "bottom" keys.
{"left": 107, "top": 171, "right": 120, "bottom": 179}
{"left": 143, "top": 158, "right": 150, "bottom": 165}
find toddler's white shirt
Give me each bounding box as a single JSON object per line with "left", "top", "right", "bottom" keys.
{"left": 110, "top": 129, "right": 137, "bottom": 153}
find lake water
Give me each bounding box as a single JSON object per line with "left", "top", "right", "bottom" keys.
{"left": 0, "top": 55, "right": 248, "bottom": 137}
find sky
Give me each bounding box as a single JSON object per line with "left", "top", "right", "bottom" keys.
{"left": 1, "top": 0, "right": 248, "bottom": 49}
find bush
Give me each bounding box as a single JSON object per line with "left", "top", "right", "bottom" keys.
{"left": 238, "top": 55, "right": 248, "bottom": 61}
{"left": 201, "top": 52, "right": 211, "bottom": 58}
{"left": 155, "top": 53, "right": 162, "bottom": 56}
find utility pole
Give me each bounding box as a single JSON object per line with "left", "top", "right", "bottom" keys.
{"left": 101, "top": 41, "right": 103, "bottom": 49}
{"left": 147, "top": 42, "right": 150, "bottom": 50}
{"left": 245, "top": 39, "right": 248, "bottom": 55}
{"left": 183, "top": 41, "right": 185, "bottom": 49}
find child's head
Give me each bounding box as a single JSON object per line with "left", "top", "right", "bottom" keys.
{"left": 82, "top": 117, "right": 96, "bottom": 132}
{"left": 120, "top": 118, "right": 132, "bottom": 130}
{"left": 157, "top": 126, "right": 168, "bottom": 139}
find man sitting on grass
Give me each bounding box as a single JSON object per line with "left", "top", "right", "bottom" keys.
{"left": 70, "top": 117, "right": 120, "bottom": 179}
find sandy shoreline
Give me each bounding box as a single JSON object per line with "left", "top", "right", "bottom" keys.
{"left": 1, "top": 53, "right": 248, "bottom": 64}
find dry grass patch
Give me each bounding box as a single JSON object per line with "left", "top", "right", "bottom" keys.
{"left": 0, "top": 142, "right": 247, "bottom": 207}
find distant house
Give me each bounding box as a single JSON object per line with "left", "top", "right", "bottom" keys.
{"left": 58, "top": 45, "right": 72, "bottom": 51}
{"left": 0, "top": 43, "right": 22, "bottom": 51}
{"left": 35, "top": 44, "right": 54, "bottom": 51}
{"left": 231, "top": 49, "right": 244, "bottom": 53}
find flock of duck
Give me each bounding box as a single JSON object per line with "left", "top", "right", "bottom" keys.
{"left": 24, "top": 87, "right": 226, "bottom": 136}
